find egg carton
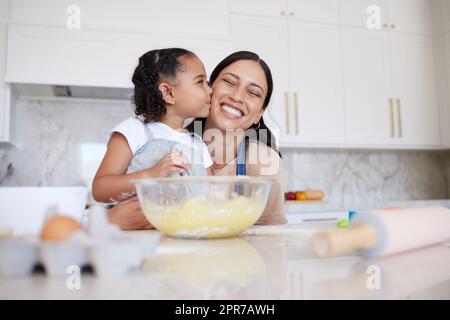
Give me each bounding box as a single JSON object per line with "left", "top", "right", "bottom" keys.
{"left": 0, "top": 204, "right": 161, "bottom": 277}
{"left": 0, "top": 230, "right": 161, "bottom": 277}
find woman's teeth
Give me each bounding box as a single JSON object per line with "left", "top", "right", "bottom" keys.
{"left": 221, "top": 105, "right": 243, "bottom": 119}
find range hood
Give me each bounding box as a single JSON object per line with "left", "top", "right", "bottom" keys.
{"left": 12, "top": 83, "right": 133, "bottom": 101}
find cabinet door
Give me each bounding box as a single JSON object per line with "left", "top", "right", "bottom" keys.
{"left": 387, "top": 0, "right": 432, "bottom": 35}
{"left": 0, "top": 85, "right": 10, "bottom": 142}
{"left": 340, "top": 0, "right": 388, "bottom": 29}
{"left": 444, "top": 32, "right": 450, "bottom": 148}
{"left": 5, "top": 24, "right": 231, "bottom": 89}
{"left": 341, "top": 27, "right": 394, "bottom": 145}
{"left": 390, "top": 33, "right": 440, "bottom": 147}
{"left": 0, "top": 0, "right": 8, "bottom": 142}
{"left": 229, "top": 0, "right": 287, "bottom": 18}
{"left": 230, "top": 14, "right": 291, "bottom": 146}
{"left": 8, "top": 0, "right": 229, "bottom": 39}
{"left": 287, "top": 0, "right": 338, "bottom": 24}
{"left": 441, "top": 0, "right": 450, "bottom": 33}
{"left": 287, "top": 21, "right": 344, "bottom": 144}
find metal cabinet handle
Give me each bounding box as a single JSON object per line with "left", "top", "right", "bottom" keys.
{"left": 389, "top": 98, "right": 395, "bottom": 138}
{"left": 284, "top": 92, "right": 290, "bottom": 135}
{"left": 294, "top": 92, "right": 299, "bottom": 135}
{"left": 396, "top": 98, "right": 402, "bottom": 138}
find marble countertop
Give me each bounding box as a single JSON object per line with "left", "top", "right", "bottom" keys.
{"left": 1, "top": 222, "right": 450, "bottom": 300}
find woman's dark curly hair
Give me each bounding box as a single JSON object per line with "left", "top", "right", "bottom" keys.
{"left": 132, "top": 48, "right": 195, "bottom": 123}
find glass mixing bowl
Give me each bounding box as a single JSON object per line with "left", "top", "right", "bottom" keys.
{"left": 131, "top": 176, "right": 273, "bottom": 239}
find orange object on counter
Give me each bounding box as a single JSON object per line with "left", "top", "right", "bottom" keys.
{"left": 285, "top": 189, "right": 326, "bottom": 201}
{"left": 303, "top": 189, "right": 325, "bottom": 201}
{"left": 295, "top": 192, "right": 307, "bottom": 201}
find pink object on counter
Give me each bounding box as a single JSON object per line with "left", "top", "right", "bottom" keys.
{"left": 352, "top": 206, "right": 450, "bottom": 257}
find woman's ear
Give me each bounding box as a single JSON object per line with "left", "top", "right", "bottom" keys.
{"left": 158, "top": 82, "right": 175, "bottom": 105}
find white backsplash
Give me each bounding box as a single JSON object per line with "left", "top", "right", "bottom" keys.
{"left": 282, "top": 148, "right": 449, "bottom": 209}
{"left": 0, "top": 99, "right": 134, "bottom": 187}
{"left": 0, "top": 99, "right": 449, "bottom": 208}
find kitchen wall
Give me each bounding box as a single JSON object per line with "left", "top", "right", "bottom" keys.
{"left": 0, "top": 99, "right": 449, "bottom": 208}
{"left": 282, "top": 148, "right": 449, "bottom": 208}
{"left": 0, "top": 98, "right": 134, "bottom": 187}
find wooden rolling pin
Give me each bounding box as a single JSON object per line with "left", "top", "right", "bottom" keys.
{"left": 311, "top": 206, "right": 450, "bottom": 258}
{"left": 303, "top": 189, "right": 325, "bottom": 201}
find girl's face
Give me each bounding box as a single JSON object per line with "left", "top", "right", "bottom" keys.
{"left": 171, "top": 55, "right": 212, "bottom": 118}
{"left": 209, "top": 60, "right": 268, "bottom": 131}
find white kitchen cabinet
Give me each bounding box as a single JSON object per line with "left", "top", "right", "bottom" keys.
{"left": 0, "top": 0, "right": 10, "bottom": 142}
{"left": 287, "top": 20, "right": 344, "bottom": 144}
{"left": 339, "top": 0, "right": 388, "bottom": 29}
{"left": 340, "top": 0, "right": 432, "bottom": 35}
{"left": 441, "top": 0, "right": 450, "bottom": 32}
{"left": 230, "top": 14, "right": 344, "bottom": 146}
{"left": 0, "top": 85, "right": 10, "bottom": 143}
{"left": 232, "top": 11, "right": 440, "bottom": 149}
{"left": 5, "top": 24, "right": 149, "bottom": 88}
{"left": 341, "top": 27, "right": 394, "bottom": 145}
{"left": 389, "top": 33, "right": 441, "bottom": 146}
{"left": 230, "top": 0, "right": 338, "bottom": 24}
{"left": 387, "top": 0, "right": 432, "bottom": 35}
{"left": 229, "top": 0, "right": 287, "bottom": 19}
{"left": 230, "top": 14, "right": 289, "bottom": 145}
{"left": 342, "top": 26, "right": 441, "bottom": 147}
{"left": 287, "top": 0, "right": 338, "bottom": 24}
{"left": 5, "top": 24, "right": 231, "bottom": 88}
{"left": 444, "top": 32, "right": 450, "bottom": 148}
{"left": 8, "top": 0, "right": 229, "bottom": 39}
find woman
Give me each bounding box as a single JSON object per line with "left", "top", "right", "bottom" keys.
{"left": 109, "top": 51, "right": 287, "bottom": 229}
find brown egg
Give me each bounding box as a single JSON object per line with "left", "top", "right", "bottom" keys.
{"left": 41, "top": 216, "right": 81, "bottom": 242}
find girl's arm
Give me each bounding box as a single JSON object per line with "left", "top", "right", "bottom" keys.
{"left": 206, "top": 166, "right": 213, "bottom": 176}
{"left": 92, "top": 133, "right": 190, "bottom": 203}
{"left": 92, "top": 133, "right": 147, "bottom": 202}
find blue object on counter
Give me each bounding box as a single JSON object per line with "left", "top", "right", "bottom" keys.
{"left": 348, "top": 210, "right": 358, "bottom": 220}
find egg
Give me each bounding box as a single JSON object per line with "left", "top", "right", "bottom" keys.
{"left": 40, "top": 215, "right": 81, "bottom": 242}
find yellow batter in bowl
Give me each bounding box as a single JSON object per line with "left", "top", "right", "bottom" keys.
{"left": 142, "top": 195, "right": 266, "bottom": 238}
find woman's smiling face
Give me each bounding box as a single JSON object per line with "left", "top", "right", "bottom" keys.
{"left": 209, "top": 60, "right": 268, "bottom": 131}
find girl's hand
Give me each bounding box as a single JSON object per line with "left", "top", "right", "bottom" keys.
{"left": 108, "top": 195, "right": 153, "bottom": 230}
{"left": 146, "top": 150, "right": 191, "bottom": 177}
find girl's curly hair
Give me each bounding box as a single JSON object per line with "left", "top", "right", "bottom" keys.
{"left": 131, "top": 48, "right": 194, "bottom": 123}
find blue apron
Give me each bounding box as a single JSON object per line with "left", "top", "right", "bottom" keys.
{"left": 127, "top": 123, "right": 208, "bottom": 196}
{"left": 235, "top": 137, "right": 248, "bottom": 194}
{"left": 127, "top": 124, "right": 207, "bottom": 177}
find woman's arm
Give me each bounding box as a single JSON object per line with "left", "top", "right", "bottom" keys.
{"left": 92, "top": 133, "right": 191, "bottom": 203}
{"left": 108, "top": 195, "right": 154, "bottom": 230}
{"left": 247, "top": 142, "right": 287, "bottom": 225}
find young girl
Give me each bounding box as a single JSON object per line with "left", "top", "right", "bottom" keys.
{"left": 92, "top": 48, "right": 213, "bottom": 203}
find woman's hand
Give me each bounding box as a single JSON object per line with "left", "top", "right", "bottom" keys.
{"left": 108, "top": 195, "right": 154, "bottom": 230}
{"left": 145, "top": 150, "right": 191, "bottom": 177}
